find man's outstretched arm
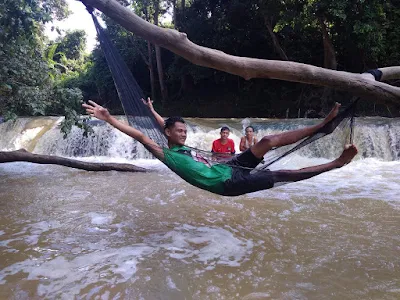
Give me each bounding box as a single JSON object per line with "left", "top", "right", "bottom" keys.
{"left": 141, "top": 97, "right": 165, "bottom": 129}
{"left": 83, "top": 100, "right": 164, "bottom": 160}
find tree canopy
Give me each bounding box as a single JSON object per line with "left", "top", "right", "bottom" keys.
{"left": 1, "top": 0, "right": 399, "bottom": 122}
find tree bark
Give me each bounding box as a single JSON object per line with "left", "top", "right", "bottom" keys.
{"left": 264, "top": 16, "right": 288, "bottom": 61}
{"left": 0, "top": 149, "right": 148, "bottom": 172}
{"left": 80, "top": 0, "right": 400, "bottom": 104}
{"left": 153, "top": 0, "right": 168, "bottom": 106}
{"left": 143, "top": 5, "right": 157, "bottom": 100}
{"left": 171, "top": 0, "right": 177, "bottom": 27}
{"left": 148, "top": 41, "right": 157, "bottom": 100}
{"left": 181, "top": 0, "right": 185, "bottom": 18}
{"left": 318, "top": 16, "right": 337, "bottom": 70}
{"left": 128, "top": 35, "right": 156, "bottom": 100}
{"left": 130, "top": 35, "right": 149, "bottom": 65}
{"left": 318, "top": 15, "right": 337, "bottom": 111}
{"left": 155, "top": 45, "right": 168, "bottom": 104}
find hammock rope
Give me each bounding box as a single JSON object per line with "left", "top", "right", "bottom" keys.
{"left": 86, "top": 7, "right": 357, "bottom": 172}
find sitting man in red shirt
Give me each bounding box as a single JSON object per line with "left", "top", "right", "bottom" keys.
{"left": 212, "top": 126, "right": 236, "bottom": 154}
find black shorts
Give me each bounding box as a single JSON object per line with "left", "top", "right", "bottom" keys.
{"left": 222, "top": 149, "right": 274, "bottom": 196}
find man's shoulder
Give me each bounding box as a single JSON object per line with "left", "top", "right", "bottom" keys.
{"left": 228, "top": 138, "right": 235, "bottom": 144}
{"left": 213, "top": 139, "right": 221, "bottom": 145}
{"left": 169, "top": 145, "right": 189, "bottom": 152}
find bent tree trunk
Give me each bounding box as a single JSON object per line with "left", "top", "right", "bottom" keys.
{"left": 143, "top": 5, "right": 157, "bottom": 100}
{"left": 0, "top": 149, "right": 148, "bottom": 172}
{"left": 318, "top": 16, "right": 337, "bottom": 70}
{"left": 128, "top": 35, "right": 157, "bottom": 100}
{"left": 153, "top": 0, "right": 168, "bottom": 106}
{"left": 155, "top": 45, "right": 168, "bottom": 105}
{"left": 264, "top": 16, "right": 288, "bottom": 61}
{"left": 148, "top": 41, "right": 157, "bottom": 100}
{"left": 318, "top": 15, "right": 337, "bottom": 110}
{"left": 80, "top": 0, "right": 400, "bottom": 104}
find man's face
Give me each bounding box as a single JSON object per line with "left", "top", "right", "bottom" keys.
{"left": 245, "top": 127, "right": 254, "bottom": 137}
{"left": 166, "top": 122, "right": 187, "bottom": 145}
{"left": 220, "top": 129, "right": 230, "bottom": 141}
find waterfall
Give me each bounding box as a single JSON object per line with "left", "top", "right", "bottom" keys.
{"left": 1, "top": 116, "right": 399, "bottom": 161}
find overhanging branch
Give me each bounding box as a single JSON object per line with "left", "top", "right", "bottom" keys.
{"left": 81, "top": 0, "right": 400, "bottom": 103}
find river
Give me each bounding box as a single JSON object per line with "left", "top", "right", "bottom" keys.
{"left": 0, "top": 117, "right": 399, "bottom": 299}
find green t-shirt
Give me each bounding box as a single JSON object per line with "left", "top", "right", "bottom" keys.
{"left": 163, "top": 146, "right": 232, "bottom": 194}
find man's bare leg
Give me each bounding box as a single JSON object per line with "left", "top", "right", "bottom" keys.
{"left": 271, "top": 144, "right": 358, "bottom": 183}
{"left": 251, "top": 103, "right": 341, "bottom": 159}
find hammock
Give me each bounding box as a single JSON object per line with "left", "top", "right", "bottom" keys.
{"left": 87, "top": 8, "right": 357, "bottom": 193}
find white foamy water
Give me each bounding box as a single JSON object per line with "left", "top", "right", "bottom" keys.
{"left": 146, "top": 224, "right": 254, "bottom": 268}
{"left": 2, "top": 116, "right": 400, "bottom": 161}
{"left": 1, "top": 116, "right": 400, "bottom": 299}
{"left": 0, "top": 244, "right": 155, "bottom": 298}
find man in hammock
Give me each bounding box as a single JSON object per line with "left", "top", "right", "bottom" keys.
{"left": 83, "top": 100, "right": 357, "bottom": 196}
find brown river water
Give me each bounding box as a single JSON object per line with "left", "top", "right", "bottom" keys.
{"left": 0, "top": 117, "right": 399, "bottom": 299}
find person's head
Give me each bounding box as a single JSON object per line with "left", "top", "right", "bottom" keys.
{"left": 220, "top": 126, "right": 230, "bottom": 141}
{"left": 245, "top": 126, "right": 255, "bottom": 138}
{"left": 164, "top": 116, "right": 187, "bottom": 145}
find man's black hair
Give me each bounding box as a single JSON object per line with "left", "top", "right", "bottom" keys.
{"left": 245, "top": 126, "right": 255, "bottom": 132}
{"left": 164, "top": 116, "right": 185, "bottom": 130}
{"left": 220, "top": 126, "right": 230, "bottom": 132}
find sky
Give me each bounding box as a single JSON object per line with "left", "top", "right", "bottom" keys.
{"left": 45, "top": 0, "right": 172, "bottom": 53}
{"left": 45, "top": 0, "right": 98, "bottom": 52}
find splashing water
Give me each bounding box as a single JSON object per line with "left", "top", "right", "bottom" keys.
{"left": 0, "top": 117, "right": 400, "bottom": 299}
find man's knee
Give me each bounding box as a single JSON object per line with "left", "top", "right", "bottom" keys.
{"left": 250, "top": 136, "right": 275, "bottom": 158}
{"left": 259, "top": 135, "right": 275, "bottom": 148}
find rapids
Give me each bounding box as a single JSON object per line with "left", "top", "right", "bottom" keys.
{"left": 0, "top": 117, "right": 399, "bottom": 299}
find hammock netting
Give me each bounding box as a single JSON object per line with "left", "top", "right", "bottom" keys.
{"left": 89, "top": 10, "right": 356, "bottom": 174}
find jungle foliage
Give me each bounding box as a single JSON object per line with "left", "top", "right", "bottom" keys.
{"left": 1, "top": 0, "right": 399, "bottom": 124}
{"left": 0, "top": 0, "right": 90, "bottom": 133}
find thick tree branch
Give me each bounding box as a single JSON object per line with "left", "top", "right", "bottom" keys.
{"left": 0, "top": 149, "right": 148, "bottom": 172}
{"left": 379, "top": 67, "right": 400, "bottom": 81}
{"left": 81, "top": 0, "right": 400, "bottom": 103}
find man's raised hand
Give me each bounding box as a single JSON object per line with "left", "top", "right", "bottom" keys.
{"left": 82, "top": 100, "right": 111, "bottom": 121}
{"left": 141, "top": 97, "right": 154, "bottom": 110}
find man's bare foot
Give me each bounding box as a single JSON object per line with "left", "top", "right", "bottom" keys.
{"left": 323, "top": 102, "right": 341, "bottom": 125}
{"left": 336, "top": 144, "right": 358, "bottom": 167}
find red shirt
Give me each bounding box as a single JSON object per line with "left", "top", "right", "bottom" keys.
{"left": 212, "top": 139, "right": 236, "bottom": 154}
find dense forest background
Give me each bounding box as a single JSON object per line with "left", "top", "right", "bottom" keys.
{"left": 1, "top": 0, "right": 400, "bottom": 133}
